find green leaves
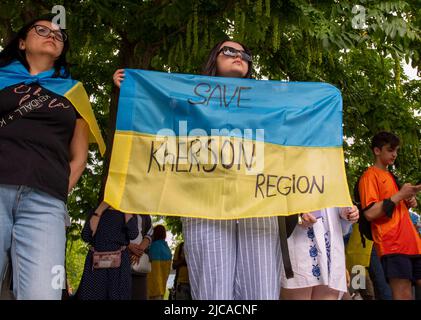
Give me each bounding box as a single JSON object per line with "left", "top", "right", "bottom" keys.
{"left": 0, "top": 0, "right": 419, "bottom": 232}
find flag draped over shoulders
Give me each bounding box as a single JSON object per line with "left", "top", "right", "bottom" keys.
{"left": 105, "top": 69, "right": 352, "bottom": 219}
{"left": 0, "top": 60, "right": 106, "bottom": 155}
{"left": 147, "top": 240, "right": 172, "bottom": 298}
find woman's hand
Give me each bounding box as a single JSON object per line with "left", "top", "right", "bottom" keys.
{"left": 113, "top": 69, "right": 125, "bottom": 88}
{"left": 138, "top": 239, "right": 149, "bottom": 252}
{"left": 298, "top": 212, "right": 318, "bottom": 228}
{"left": 95, "top": 201, "right": 110, "bottom": 216}
{"left": 130, "top": 254, "right": 140, "bottom": 265}
{"left": 340, "top": 206, "right": 359, "bottom": 223}
{"left": 128, "top": 243, "right": 144, "bottom": 257}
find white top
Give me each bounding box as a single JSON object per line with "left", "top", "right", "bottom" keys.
{"left": 131, "top": 215, "right": 153, "bottom": 244}
{"left": 281, "top": 207, "right": 352, "bottom": 294}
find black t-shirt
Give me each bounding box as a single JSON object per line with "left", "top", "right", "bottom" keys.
{"left": 0, "top": 82, "right": 80, "bottom": 202}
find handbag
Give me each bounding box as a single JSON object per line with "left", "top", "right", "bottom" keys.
{"left": 91, "top": 246, "right": 126, "bottom": 269}
{"left": 131, "top": 253, "right": 151, "bottom": 274}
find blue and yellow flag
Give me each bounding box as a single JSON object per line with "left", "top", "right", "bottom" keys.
{"left": 0, "top": 60, "right": 106, "bottom": 155}
{"left": 105, "top": 69, "right": 352, "bottom": 219}
{"left": 147, "top": 239, "right": 172, "bottom": 298}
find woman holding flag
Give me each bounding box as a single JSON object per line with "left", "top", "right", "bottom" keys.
{"left": 180, "top": 41, "right": 282, "bottom": 300}
{"left": 0, "top": 16, "right": 104, "bottom": 299}
{"left": 113, "top": 40, "right": 282, "bottom": 300}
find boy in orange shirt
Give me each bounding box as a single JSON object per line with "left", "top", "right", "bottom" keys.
{"left": 358, "top": 132, "right": 421, "bottom": 300}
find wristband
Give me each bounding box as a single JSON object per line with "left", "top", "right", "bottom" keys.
{"left": 382, "top": 198, "right": 395, "bottom": 218}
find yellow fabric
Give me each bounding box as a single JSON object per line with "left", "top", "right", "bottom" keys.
{"left": 147, "top": 260, "right": 171, "bottom": 298}
{"left": 345, "top": 223, "right": 373, "bottom": 270}
{"left": 174, "top": 244, "right": 189, "bottom": 284}
{"left": 176, "top": 266, "right": 189, "bottom": 285}
{"left": 105, "top": 132, "right": 352, "bottom": 219}
{"left": 64, "top": 82, "right": 106, "bottom": 156}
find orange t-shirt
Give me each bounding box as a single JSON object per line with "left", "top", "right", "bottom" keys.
{"left": 359, "top": 166, "right": 421, "bottom": 257}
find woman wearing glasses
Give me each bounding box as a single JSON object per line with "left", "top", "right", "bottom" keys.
{"left": 114, "top": 40, "right": 281, "bottom": 300}
{"left": 181, "top": 41, "right": 281, "bottom": 300}
{"left": 0, "top": 16, "right": 101, "bottom": 299}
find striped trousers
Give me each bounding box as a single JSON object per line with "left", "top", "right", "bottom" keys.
{"left": 181, "top": 217, "right": 282, "bottom": 300}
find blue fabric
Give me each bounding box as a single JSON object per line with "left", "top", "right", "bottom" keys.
{"left": 117, "top": 69, "right": 343, "bottom": 147}
{"left": 343, "top": 224, "right": 353, "bottom": 245}
{"left": 410, "top": 211, "right": 421, "bottom": 235}
{"left": 0, "top": 60, "right": 77, "bottom": 96}
{"left": 149, "top": 240, "right": 172, "bottom": 261}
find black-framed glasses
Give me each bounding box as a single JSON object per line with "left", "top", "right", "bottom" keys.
{"left": 218, "top": 46, "right": 252, "bottom": 62}
{"left": 30, "top": 24, "right": 67, "bottom": 42}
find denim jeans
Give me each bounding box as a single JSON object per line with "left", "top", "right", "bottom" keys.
{"left": 0, "top": 184, "right": 67, "bottom": 300}
{"left": 368, "top": 246, "right": 393, "bottom": 300}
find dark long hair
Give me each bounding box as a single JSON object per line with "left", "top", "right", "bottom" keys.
{"left": 0, "top": 14, "right": 70, "bottom": 78}
{"left": 152, "top": 225, "right": 167, "bottom": 241}
{"left": 202, "top": 39, "right": 253, "bottom": 78}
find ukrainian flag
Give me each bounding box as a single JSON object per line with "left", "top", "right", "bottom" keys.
{"left": 0, "top": 60, "right": 105, "bottom": 155}
{"left": 147, "top": 239, "right": 172, "bottom": 299}
{"left": 105, "top": 69, "right": 352, "bottom": 219}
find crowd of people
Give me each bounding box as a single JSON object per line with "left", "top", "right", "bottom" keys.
{"left": 0, "top": 16, "right": 420, "bottom": 300}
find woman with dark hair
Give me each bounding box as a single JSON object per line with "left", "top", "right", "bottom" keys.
{"left": 201, "top": 40, "right": 253, "bottom": 78}
{"left": 0, "top": 16, "right": 104, "bottom": 299}
{"left": 152, "top": 224, "right": 167, "bottom": 241}
{"left": 112, "top": 39, "right": 253, "bottom": 84}
{"left": 112, "top": 40, "right": 280, "bottom": 300}
{"left": 180, "top": 40, "right": 282, "bottom": 300}
{"left": 0, "top": 18, "right": 70, "bottom": 76}
{"left": 147, "top": 225, "right": 172, "bottom": 299}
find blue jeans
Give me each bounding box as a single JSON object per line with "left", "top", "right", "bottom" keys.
{"left": 0, "top": 184, "right": 67, "bottom": 300}
{"left": 368, "top": 246, "right": 393, "bottom": 300}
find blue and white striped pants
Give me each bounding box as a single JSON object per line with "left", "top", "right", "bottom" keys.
{"left": 181, "top": 217, "right": 282, "bottom": 300}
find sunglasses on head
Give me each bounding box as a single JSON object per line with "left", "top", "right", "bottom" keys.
{"left": 218, "top": 46, "right": 252, "bottom": 62}
{"left": 30, "top": 24, "right": 67, "bottom": 42}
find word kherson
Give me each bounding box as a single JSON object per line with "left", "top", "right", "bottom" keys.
{"left": 104, "top": 70, "right": 352, "bottom": 219}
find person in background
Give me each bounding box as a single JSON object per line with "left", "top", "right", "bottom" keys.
{"left": 409, "top": 209, "right": 421, "bottom": 300}
{"left": 171, "top": 241, "right": 191, "bottom": 300}
{"left": 129, "top": 214, "right": 153, "bottom": 300}
{"left": 281, "top": 207, "right": 359, "bottom": 300}
{"left": 358, "top": 132, "right": 421, "bottom": 300}
{"left": 147, "top": 225, "right": 172, "bottom": 300}
{"left": 409, "top": 209, "right": 421, "bottom": 236}
{"left": 112, "top": 40, "right": 282, "bottom": 300}
{"left": 77, "top": 201, "right": 138, "bottom": 300}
